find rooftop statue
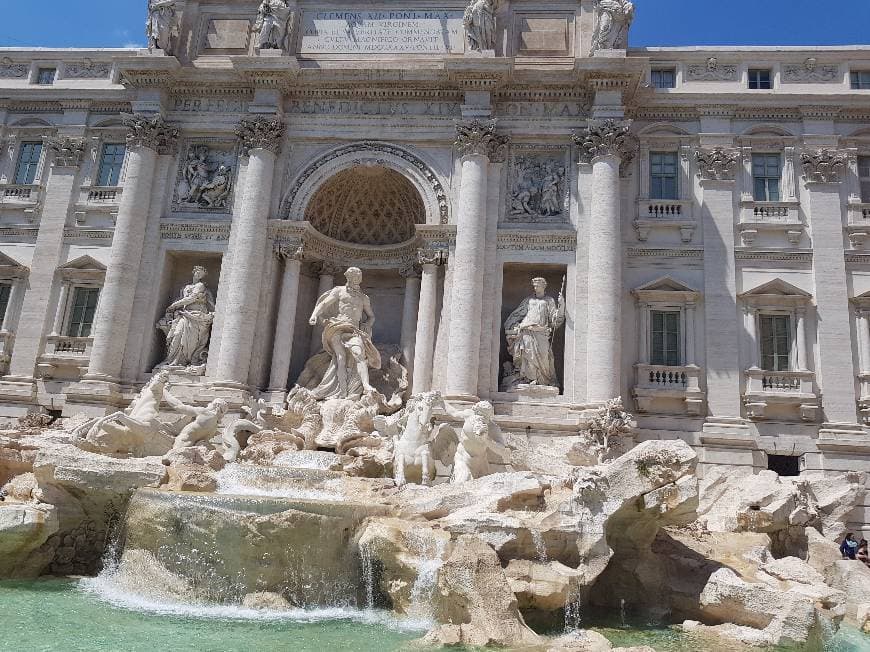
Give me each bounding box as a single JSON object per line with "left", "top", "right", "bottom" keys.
{"left": 146, "top": 0, "right": 178, "bottom": 55}
{"left": 463, "top": 0, "right": 497, "bottom": 52}
{"left": 590, "top": 0, "right": 635, "bottom": 54}
{"left": 254, "top": 0, "right": 294, "bottom": 52}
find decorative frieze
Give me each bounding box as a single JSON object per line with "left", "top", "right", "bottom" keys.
{"left": 0, "top": 57, "right": 27, "bottom": 78}
{"left": 695, "top": 148, "right": 739, "bottom": 181}
{"left": 417, "top": 245, "right": 449, "bottom": 266}
{"left": 686, "top": 57, "right": 738, "bottom": 81}
{"left": 782, "top": 58, "right": 839, "bottom": 83}
{"left": 455, "top": 120, "right": 509, "bottom": 162}
{"left": 573, "top": 119, "right": 637, "bottom": 166}
{"left": 496, "top": 231, "right": 576, "bottom": 252}
{"left": 627, "top": 247, "right": 704, "bottom": 258}
{"left": 800, "top": 149, "right": 846, "bottom": 183}
{"left": 46, "top": 137, "right": 86, "bottom": 168}
{"left": 160, "top": 221, "right": 232, "bottom": 242}
{"left": 174, "top": 141, "right": 238, "bottom": 212}
{"left": 507, "top": 147, "right": 569, "bottom": 223}
{"left": 123, "top": 113, "right": 179, "bottom": 154}
{"left": 64, "top": 59, "right": 111, "bottom": 79}
{"left": 236, "top": 116, "right": 285, "bottom": 155}
{"left": 274, "top": 240, "right": 305, "bottom": 260}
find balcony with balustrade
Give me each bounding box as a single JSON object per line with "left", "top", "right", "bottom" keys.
{"left": 633, "top": 199, "right": 697, "bottom": 243}
{"left": 738, "top": 200, "right": 804, "bottom": 247}
{"left": 633, "top": 363, "right": 704, "bottom": 416}
{"left": 846, "top": 201, "right": 870, "bottom": 249}
{"left": 743, "top": 368, "right": 818, "bottom": 422}
{"left": 37, "top": 335, "right": 93, "bottom": 378}
{"left": 0, "top": 183, "right": 41, "bottom": 207}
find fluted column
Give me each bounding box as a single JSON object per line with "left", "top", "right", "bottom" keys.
{"left": 268, "top": 242, "right": 304, "bottom": 392}
{"left": 574, "top": 119, "right": 636, "bottom": 403}
{"left": 795, "top": 307, "right": 808, "bottom": 372}
{"left": 213, "top": 116, "right": 285, "bottom": 387}
{"left": 308, "top": 262, "right": 339, "bottom": 356}
{"left": 49, "top": 282, "right": 70, "bottom": 337}
{"left": 400, "top": 264, "right": 422, "bottom": 378}
{"left": 85, "top": 115, "right": 177, "bottom": 383}
{"left": 412, "top": 247, "right": 447, "bottom": 394}
{"left": 858, "top": 309, "right": 870, "bottom": 375}
{"left": 445, "top": 120, "right": 508, "bottom": 399}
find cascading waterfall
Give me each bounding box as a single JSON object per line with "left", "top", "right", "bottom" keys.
{"left": 564, "top": 585, "right": 583, "bottom": 633}
{"left": 359, "top": 543, "right": 376, "bottom": 611}
{"left": 406, "top": 530, "right": 447, "bottom": 621}
{"left": 531, "top": 528, "right": 549, "bottom": 563}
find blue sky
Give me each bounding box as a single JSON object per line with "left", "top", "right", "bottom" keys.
{"left": 0, "top": 1, "right": 867, "bottom": 49}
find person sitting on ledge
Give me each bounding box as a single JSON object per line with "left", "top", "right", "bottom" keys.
{"left": 840, "top": 532, "right": 859, "bottom": 560}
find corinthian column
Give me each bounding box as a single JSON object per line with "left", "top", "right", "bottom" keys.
{"left": 213, "top": 116, "right": 285, "bottom": 387}
{"left": 573, "top": 119, "right": 636, "bottom": 403}
{"left": 413, "top": 246, "right": 447, "bottom": 393}
{"left": 445, "top": 120, "right": 508, "bottom": 399}
{"left": 268, "top": 241, "right": 304, "bottom": 393}
{"left": 399, "top": 263, "right": 422, "bottom": 380}
{"left": 86, "top": 115, "right": 177, "bottom": 383}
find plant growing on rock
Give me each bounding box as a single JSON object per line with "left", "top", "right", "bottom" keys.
{"left": 581, "top": 397, "right": 634, "bottom": 464}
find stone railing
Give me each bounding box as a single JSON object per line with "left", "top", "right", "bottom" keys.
{"left": 0, "top": 184, "right": 40, "bottom": 204}
{"left": 633, "top": 364, "right": 704, "bottom": 416}
{"left": 636, "top": 364, "right": 702, "bottom": 391}
{"left": 740, "top": 200, "right": 800, "bottom": 223}
{"left": 860, "top": 373, "right": 870, "bottom": 425}
{"left": 85, "top": 186, "right": 122, "bottom": 203}
{"left": 745, "top": 368, "right": 814, "bottom": 395}
{"left": 847, "top": 202, "right": 870, "bottom": 224}
{"left": 637, "top": 199, "right": 692, "bottom": 220}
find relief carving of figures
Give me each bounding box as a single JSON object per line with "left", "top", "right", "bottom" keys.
{"left": 463, "top": 0, "right": 497, "bottom": 53}
{"left": 590, "top": 0, "right": 635, "bottom": 54}
{"left": 801, "top": 149, "right": 846, "bottom": 183}
{"left": 176, "top": 144, "right": 234, "bottom": 209}
{"left": 156, "top": 266, "right": 215, "bottom": 375}
{"left": 146, "top": 0, "right": 178, "bottom": 55}
{"left": 686, "top": 57, "right": 738, "bottom": 81}
{"left": 783, "top": 58, "right": 839, "bottom": 83}
{"left": 254, "top": 0, "right": 294, "bottom": 52}
{"left": 695, "top": 147, "right": 739, "bottom": 181}
{"left": 305, "top": 267, "right": 381, "bottom": 401}
{"left": 509, "top": 154, "right": 566, "bottom": 221}
{"left": 502, "top": 277, "right": 566, "bottom": 392}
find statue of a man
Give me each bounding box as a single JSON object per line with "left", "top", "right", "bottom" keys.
{"left": 157, "top": 266, "right": 215, "bottom": 372}
{"left": 308, "top": 267, "right": 381, "bottom": 400}
{"left": 146, "top": 0, "right": 178, "bottom": 54}
{"left": 502, "top": 277, "right": 565, "bottom": 391}
{"left": 463, "top": 0, "right": 496, "bottom": 52}
{"left": 590, "top": 0, "right": 635, "bottom": 54}
{"left": 254, "top": 0, "right": 293, "bottom": 51}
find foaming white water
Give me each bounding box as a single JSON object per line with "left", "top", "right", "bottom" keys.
{"left": 78, "top": 574, "right": 430, "bottom": 632}
{"left": 215, "top": 463, "right": 339, "bottom": 500}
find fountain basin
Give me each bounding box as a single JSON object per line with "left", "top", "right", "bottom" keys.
{"left": 113, "top": 488, "right": 390, "bottom": 608}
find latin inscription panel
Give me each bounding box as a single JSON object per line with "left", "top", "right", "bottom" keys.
{"left": 299, "top": 10, "right": 465, "bottom": 54}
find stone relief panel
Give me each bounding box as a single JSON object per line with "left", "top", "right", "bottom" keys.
{"left": 63, "top": 59, "right": 111, "bottom": 79}
{"left": 782, "top": 58, "right": 839, "bottom": 83}
{"left": 0, "top": 57, "right": 27, "bottom": 78}
{"left": 686, "top": 57, "right": 738, "bottom": 81}
{"left": 506, "top": 147, "right": 570, "bottom": 224}
{"left": 173, "top": 141, "right": 238, "bottom": 213}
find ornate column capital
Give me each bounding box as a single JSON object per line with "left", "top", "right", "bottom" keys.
{"left": 573, "top": 119, "right": 637, "bottom": 166}
{"left": 800, "top": 148, "right": 847, "bottom": 184}
{"left": 417, "top": 245, "right": 449, "bottom": 266}
{"left": 274, "top": 240, "right": 304, "bottom": 261}
{"left": 236, "top": 116, "right": 286, "bottom": 156}
{"left": 310, "top": 261, "right": 343, "bottom": 276}
{"left": 695, "top": 147, "right": 739, "bottom": 181}
{"left": 122, "top": 113, "right": 178, "bottom": 154}
{"left": 454, "top": 119, "right": 509, "bottom": 163}
{"left": 400, "top": 263, "right": 422, "bottom": 279}
{"left": 45, "top": 136, "right": 85, "bottom": 168}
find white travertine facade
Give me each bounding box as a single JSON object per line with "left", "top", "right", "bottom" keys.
{"left": 0, "top": 1, "right": 869, "bottom": 533}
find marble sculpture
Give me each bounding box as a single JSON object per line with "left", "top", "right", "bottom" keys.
{"left": 156, "top": 266, "right": 215, "bottom": 374}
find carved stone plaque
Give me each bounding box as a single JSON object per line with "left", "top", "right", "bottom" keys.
{"left": 299, "top": 10, "right": 465, "bottom": 54}
{"left": 506, "top": 147, "right": 570, "bottom": 224}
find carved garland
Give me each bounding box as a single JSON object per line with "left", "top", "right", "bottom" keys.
{"left": 455, "top": 119, "right": 509, "bottom": 162}
{"left": 800, "top": 149, "right": 846, "bottom": 183}
{"left": 695, "top": 147, "right": 739, "bottom": 181}
{"left": 282, "top": 142, "right": 450, "bottom": 225}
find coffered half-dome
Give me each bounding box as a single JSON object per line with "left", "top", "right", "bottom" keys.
{"left": 304, "top": 165, "right": 425, "bottom": 246}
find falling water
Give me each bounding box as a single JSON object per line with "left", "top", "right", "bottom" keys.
{"left": 530, "top": 529, "right": 549, "bottom": 563}
{"left": 406, "top": 532, "right": 447, "bottom": 621}
{"left": 620, "top": 598, "right": 627, "bottom": 628}
{"left": 564, "top": 588, "right": 583, "bottom": 633}
{"left": 359, "top": 544, "right": 376, "bottom": 611}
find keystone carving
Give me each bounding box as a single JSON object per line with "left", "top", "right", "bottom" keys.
{"left": 455, "top": 120, "right": 509, "bottom": 162}
{"left": 236, "top": 116, "right": 286, "bottom": 155}
{"left": 123, "top": 113, "right": 179, "bottom": 154}
{"left": 573, "top": 119, "right": 637, "bottom": 167}
{"left": 46, "top": 137, "right": 86, "bottom": 168}
{"left": 800, "top": 149, "right": 846, "bottom": 183}
{"left": 695, "top": 147, "right": 739, "bottom": 181}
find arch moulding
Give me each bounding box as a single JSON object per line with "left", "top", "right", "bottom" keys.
{"left": 280, "top": 141, "right": 450, "bottom": 226}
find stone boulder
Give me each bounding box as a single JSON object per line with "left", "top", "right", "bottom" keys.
{"left": 546, "top": 630, "right": 613, "bottom": 651}
{"left": 162, "top": 445, "right": 225, "bottom": 492}
{"left": 857, "top": 603, "right": 870, "bottom": 634}
{"left": 823, "top": 560, "right": 870, "bottom": 621}
{"left": 0, "top": 502, "right": 58, "bottom": 577}
{"left": 242, "top": 592, "right": 292, "bottom": 610}
{"left": 505, "top": 559, "right": 583, "bottom": 611}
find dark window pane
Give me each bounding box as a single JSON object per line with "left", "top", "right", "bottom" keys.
{"left": 649, "top": 152, "right": 679, "bottom": 200}
{"left": 96, "top": 143, "right": 126, "bottom": 186}
{"left": 0, "top": 284, "right": 11, "bottom": 328}
{"left": 36, "top": 68, "right": 56, "bottom": 85}
{"left": 14, "top": 142, "right": 43, "bottom": 185}
{"left": 749, "top": 68, "right": 772, "bottom": 89}
{"left": 852, "top": 71, "right": 870, "bottom": 90}
{"left": 67, "top": 287, "right": 100, "bottom": 338}
{"left": 651, "top": 69, "right": 675, "bottom": 89}
{"left": 650, "top": 310, "right": 681, "bottom": 366}
{"left": 760, "top": 315, "right": 792, "bottom": 372}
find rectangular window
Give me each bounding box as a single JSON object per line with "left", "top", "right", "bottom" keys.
{"left": 851, "top": 71, "right": 870, "bottom": 90}
{"left": 0, "top": 284, "right": 11, "bottom": 328}
{"left": 649, "top": 152, "right": 679, "bottom": 200}
{"left": 36, "top": 68, "right": 56, "bottom": 85}
{"left": 859, "top": 156, "right": 870, "bottom": 203}
{"left": 96, "top": 143, "right": 126, "bottom": 187}
{"left": 66, "top": 287, "right": 100, "bottom": 338}
{"left": 760, "top": 314, "right": 792, "bottom": 372}
{"left": 14, "top": 142, "right": 43, "bottom": 185}
{"left": 650, "top": 310, "right": 681, "bottom": 367}
{"left": 752, "top": 153, "right": 782, "bottom": 202}
{"left": 651, "top": 68, "right": 676, "bottom": 89}
{"left": 748, "top": 68, "right": 773, "bottom": 90}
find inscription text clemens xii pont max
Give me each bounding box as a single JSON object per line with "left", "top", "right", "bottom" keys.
{"left": 300, "top": 10, "right": 465, "bottom": 54}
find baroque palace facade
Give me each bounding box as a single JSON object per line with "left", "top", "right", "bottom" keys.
{"left": 0, "top": 2, "right": 869, "bottom": 526}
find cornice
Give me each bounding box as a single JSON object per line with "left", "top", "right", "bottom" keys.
{"left": 736, "top": 249, "right": 813, "bottom": 263}
{"left": 160, "top": 221, "right": 232, "bottom": 242}
{"left": 497, "top": 230, "right": 577, "bottom": 252}
{"left": 627, "top": 247, "right": 703, "bottom": 258}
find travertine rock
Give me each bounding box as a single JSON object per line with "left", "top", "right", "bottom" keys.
{"left": 0, "top": 502, "right": 58, "bottom": 577}
{"left": 506, "top": 559, "right": 583, "bottom": 611}
{"left": 823, "top": 560, "right": 870, "bottom": 621}
{"left": 242, "top": 591, "right": 292, "bottom": 610}
{"left": 546, "top": 629, "right": 613, "bottom": 651}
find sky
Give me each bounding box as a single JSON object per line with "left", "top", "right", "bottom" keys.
{"left": 0, "top": 0, "right": 867, "bottom": 49}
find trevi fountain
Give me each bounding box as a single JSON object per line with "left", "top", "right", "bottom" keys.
{"left": 2, "top": 1, "right": 870, "bottom": 651}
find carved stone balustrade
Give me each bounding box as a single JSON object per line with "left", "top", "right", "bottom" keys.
{"left": 846, "top": 202, "right": 870, "bottom": 249}
{"left": 859, "top": 373, "right": 870, "bottom": 424}
{"left": 37, "top": 335, "right": 94, "bottom": 378}
{"left": 0, "top": 183, "right": 41, "bottom": 205}
{"left": 633, "top": 363, "right": 704, "bottom": 416}
{"left": 743, "top": 368, "right": 818, "bottom": 422}
{"left": 738, "top": 200, "right": 804, "bottom": 247}
{"left": 634, "top": 198, "right": 697, "bottom": 243}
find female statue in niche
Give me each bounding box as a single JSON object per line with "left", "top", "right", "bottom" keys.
{"left": 502, "top": 276, "right": 566, "bottom": 391}
{"left": 156, "top": 266, "right": 215, "bottom": 374}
